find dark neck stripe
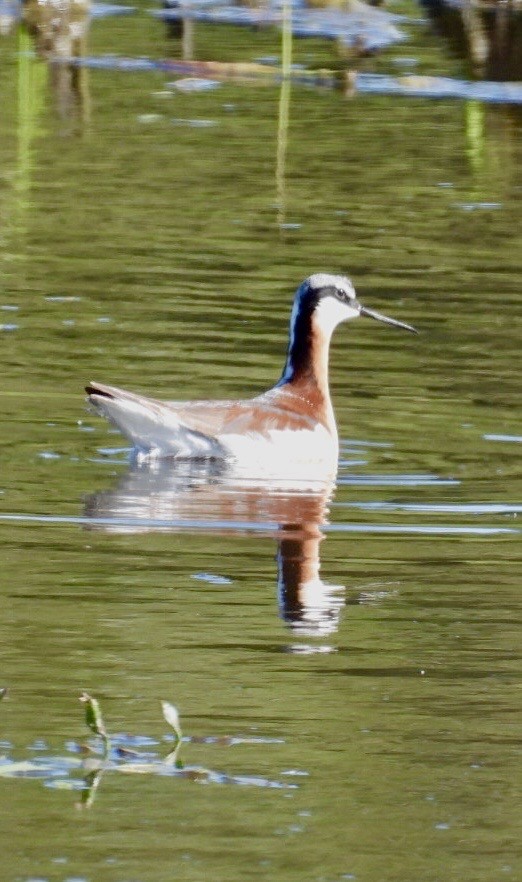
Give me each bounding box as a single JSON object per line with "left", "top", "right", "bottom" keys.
{"left": 277, "top": 292, "right": 318, "bottom": 385}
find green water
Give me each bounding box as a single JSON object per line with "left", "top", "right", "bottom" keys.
{"left": 0, "top": 6, "right": 521, "bottom": 882}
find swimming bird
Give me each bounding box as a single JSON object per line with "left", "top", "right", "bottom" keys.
{"left": 86, "top": 273, "right": 416, "bottom": 476}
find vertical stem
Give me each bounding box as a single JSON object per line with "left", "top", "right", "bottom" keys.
{"left": 280, "top": 0, "right": 292, "bottom": 82}
{"left": 182, "top": 1, "right": 194, "bottom": 60}
{"left": 16, "top": 29, "right": 45, "bottom": 251}
{"left": 276, "top": 0, "right": 292, "bottom": 227}
{"left": 464, "top": 99, "right": 485, "bottom": 176}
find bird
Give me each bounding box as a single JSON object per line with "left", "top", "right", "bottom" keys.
{"left": 86, "top": 273, "right": 417, "bottom": 477}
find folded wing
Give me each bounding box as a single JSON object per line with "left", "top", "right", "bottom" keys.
{"left": 86, "top": 382, "right": 228, "bottom": 458}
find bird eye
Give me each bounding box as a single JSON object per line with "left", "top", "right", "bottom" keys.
{"left": 320, "top": 285, "right": 350, "bottom": 303}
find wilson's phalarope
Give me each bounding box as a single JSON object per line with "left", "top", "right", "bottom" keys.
{"left": 86, "top": 273, "right": 416, "bottom": 475}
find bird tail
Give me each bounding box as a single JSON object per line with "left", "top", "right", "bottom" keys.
{"left": 85, "top": 382, "right": 225, "bottom": 459}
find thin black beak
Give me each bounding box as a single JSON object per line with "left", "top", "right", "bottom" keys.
{"left": 359, "top": 304, "right": 418, "bottom": 334}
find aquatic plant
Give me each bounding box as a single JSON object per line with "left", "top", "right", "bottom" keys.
{"left": 161, "top": 700, "right": 183, "bottom": 743}
{"left": 79, "top": 691, "right": 110, "bottom": 756}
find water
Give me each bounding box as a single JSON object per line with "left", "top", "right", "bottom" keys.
{"left": 0, "top": 4, "right": 521, "bottom": 882}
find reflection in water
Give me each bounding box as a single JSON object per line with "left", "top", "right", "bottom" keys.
{"left": 464, "top": 101, "right": 522, "bottom": 193}
{"left": 5, "top": 0, "right": 91, "bottom": 256}
{"left": 84, "top": 460, "right": 345, "bottom": 636}
{"left": 22, "top": 0, "right": 91, "bottom": 125}
{"left": 275, "top": 0, "right": 292, "bottom": 229}
{"left": 0, "top": 0, "right": 18, "bottom": 35}
{"left": 163, "top": 0, "right": 194, "bottom": 58}
{"left": 421, "top": 0, "right": 522, "bottom": 81}
{"left": 276, "top": 526, "right": 344, "bottom": 637}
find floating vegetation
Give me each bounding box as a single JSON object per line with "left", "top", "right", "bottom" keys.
{"left": 0, "top": 693, "right": 294, "bottom": 807}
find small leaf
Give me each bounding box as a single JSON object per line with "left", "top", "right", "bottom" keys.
{"left": 161, "top": 701, "right": 182, "bottom": 742}
{"left": 80, "top": 692, "right": 108, "bottom": 741}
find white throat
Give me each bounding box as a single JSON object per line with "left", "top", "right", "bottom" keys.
{"left": 313, "top": 297, "right": 359, "bottom": 339}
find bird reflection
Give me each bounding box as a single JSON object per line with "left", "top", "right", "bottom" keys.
{"left": 84, "top": 459, "right": 345, "bottom": 636}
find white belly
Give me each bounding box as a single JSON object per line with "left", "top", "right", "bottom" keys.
{"left": 217, "top": 424, "right": 339, "bottom": 484}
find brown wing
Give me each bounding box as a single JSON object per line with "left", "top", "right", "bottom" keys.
{"left": 170, "top": 386, "right": 321, "bottom": 437}
{"left": 86, "top": 380, "right": 327, "bottom": 439}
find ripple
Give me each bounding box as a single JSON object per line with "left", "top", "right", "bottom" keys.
{"left": 337, "top": 473, "right": 460, "bottom": 487}
{"left": 484, "top": 433, "right": 522, "bottom": 444}
{"left": 0, "top": 512, "right": 517, "bottom": 536}
{"left": 335, "top": 501, "right": 522, "bottom": 516}
{"left": 191, "top": 572, "right": 233, "bottom": 585}
{"left": 325, "top": 523, "right": 518, "bottom": 536}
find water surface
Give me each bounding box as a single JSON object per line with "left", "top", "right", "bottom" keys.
{"left": 0, "top": 5, "right": 521, "bottom": 882}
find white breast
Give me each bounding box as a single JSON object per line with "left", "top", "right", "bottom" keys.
{"left": 218, "top": 423, "right": 339, "bottom": 483}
